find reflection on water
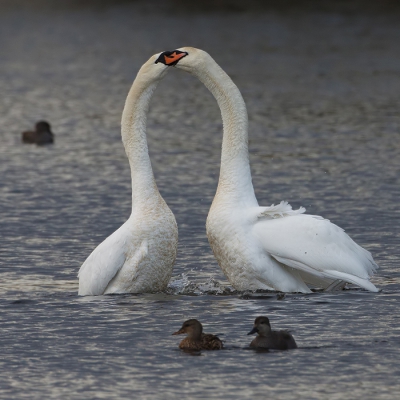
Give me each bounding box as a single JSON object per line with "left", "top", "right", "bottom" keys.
{"left": 0, "top": 2, "right": 400, "bottom": 399}
{"left": 0, "top": 273, "right": 78, "bottom": 295}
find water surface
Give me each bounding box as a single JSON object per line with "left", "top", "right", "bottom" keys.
{"left": 0, "top": 2, "right": 399, "bottom": 399}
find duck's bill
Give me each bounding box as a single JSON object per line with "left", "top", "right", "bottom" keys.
{"left": 247, "top": 327, "right": 258, "bottom": 335}
{"left": 172, "top": 329, "right": 184, "bottom": 335}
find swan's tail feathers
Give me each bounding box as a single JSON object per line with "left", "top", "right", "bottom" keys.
{"left": 259, "top": 201, "right": 306, "bottom": 219}
{"left": 272, "top": 255, "right": 379, "bottom": 292}
{"left": 324, "top": 279, "right": 347, "bottom": 292}
{"left": 362, "top": 248, "right": 380, "bottom": 275}
{"left": 323, "top": 270, "right": 379, "bottom": 292}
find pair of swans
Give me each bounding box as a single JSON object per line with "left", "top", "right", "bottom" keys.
{"left": 78, "top": 47, "right": 379, "bottom": 296}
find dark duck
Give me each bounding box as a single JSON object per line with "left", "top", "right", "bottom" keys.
{"left": 247, "top": 316, "right": 297, "bottom": 350}
{"left": 22, "top": 121, "right": 54, "bottom": 145}
{"left": 173, "top": 319, "right": 223, "bottom": 351}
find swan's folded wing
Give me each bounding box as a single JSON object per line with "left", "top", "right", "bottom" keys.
{"left": 252, "top": 213, "right": 379, "bottom": 291}
{"left": 78, "top": 226, "right": 128, "bottom": 296}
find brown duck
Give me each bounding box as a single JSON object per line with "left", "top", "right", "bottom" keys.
{"left": 173, "top": 319, "right": 223, "bottom": 351}
{"left": 247, "top": 316, "right": 297, "bottom": 350}
{"left": 22, "top": 121, "right": 54, "bottom": 145}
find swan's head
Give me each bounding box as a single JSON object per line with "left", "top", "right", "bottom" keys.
{"left": 137, "top": 50, "right": 188, "bottom": 83}
{"left": 247, "top": 316, "right": 272, "bottom": 337}
{"left": 162, "top": 47, "right": 213, "bottom": 74}
{"left": 139, "top": 49, "right": 188, "bottom": 82}
{"left": 154, "top": 50, "right": 189, "bottom": 67}
{"left": 172, "top": 319, "right": 203, "bottom": 339}
{"left": 153, "top": 47, "right": 211, "bottom": 75}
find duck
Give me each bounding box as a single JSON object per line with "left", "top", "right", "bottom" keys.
{"left": 247, "top": 316, "right": 297, "bottom": 350}
{"left": 22, "top": 121, "right": 54, "bottom": 145}
{"left": 173, "top": 319, "right": 223, "bottom": 350}
{"left": 170, "top": 47, "right": 379, "bottom": 293}
{"left": 77, "top": 51, "right": 187, "bottom": 295}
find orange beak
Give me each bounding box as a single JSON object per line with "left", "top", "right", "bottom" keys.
{"left": 172, "top": 328, "right": 185, "bottom": 335}
{"left": 163, "top": 51, "right": 187, "bottom": 65}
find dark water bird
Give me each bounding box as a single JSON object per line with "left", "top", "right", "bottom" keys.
{"left": 247, "top": 316, "right": 297, "bottom": 350}
{"left": 22, "top": 121, "right": 54, "bottom": 145}
{"left": 173, "top": 319, "right": 223, "bottom": 351}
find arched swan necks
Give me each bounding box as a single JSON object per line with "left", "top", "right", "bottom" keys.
{"left": 121, "top": 76, "right": 161, "bottom": 208}
{"left": 187, "top": 55, "right": 256, "bottom": 203}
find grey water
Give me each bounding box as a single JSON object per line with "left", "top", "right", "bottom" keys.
{"left": 1, "top": 1, "right": 400, "bottom": 398}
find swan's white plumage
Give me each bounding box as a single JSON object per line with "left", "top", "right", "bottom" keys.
{"left": 175, "top": 47, "right": 379, "bottom": 293}
{"left": 78, "top": 54, "right": 178, "bottom": 296}
{"left": 258, "top": 200, "right": 307, "bottom": 219}
{"left": 253, "top": 206, "right": 378, "bottom": 289}
{"left": 78, "top": 224, "right": 128, "bottom": 295}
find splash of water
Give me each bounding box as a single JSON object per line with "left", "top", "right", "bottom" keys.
{"left": 167, "top": 273, "right": 236, "bottom": 296}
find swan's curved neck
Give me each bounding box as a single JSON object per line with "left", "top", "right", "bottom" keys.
{"left": 121, "top": 75, "right": 161, "bottom": 210}
{"left": 190, "top": 59, "right": 257, "bottom": 205}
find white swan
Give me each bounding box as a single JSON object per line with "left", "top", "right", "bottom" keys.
{"left": 174, "top": 47, "right": 379, "bottom": 293}
{"left": 78, "top": 51, "right": 187, "bottom": 295}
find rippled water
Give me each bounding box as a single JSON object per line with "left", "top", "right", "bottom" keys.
{"left": 1, "top": 2, "right": 399, "bottom": 399}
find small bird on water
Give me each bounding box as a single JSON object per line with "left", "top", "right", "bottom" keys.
{"left": 22, "top": 121, "right": 54, "bottom": 145}
{"left": 173, "top": 319, "right": 223, "bottom": 351}
{"left": 247, "top": 316, "right": 297, "bottom": 350}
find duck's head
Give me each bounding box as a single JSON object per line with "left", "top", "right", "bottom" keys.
{"left": 35, "top": 121, "right": 51, "bottom": 132}
{"left": 173, "top": 319, "right": 203, "bottom": 339}
{"left": 247, "top": 316, "right": 272, "bottom": 337}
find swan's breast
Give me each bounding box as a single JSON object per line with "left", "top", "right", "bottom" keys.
{"left": 105, "top": 203, "right": 178, "bottom": 294}
{"left": 206, "top": 204, "right": 309, "bottom": 292}
{"left": 206, "top": 206, "right": 267, "bottom": 290}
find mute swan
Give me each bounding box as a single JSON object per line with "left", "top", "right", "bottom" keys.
{"left": 173, "top": 319, "right": 224, "bottom": 350}
{"left": 22, "top": 121, "right": 54, "bottom": 145}
{"left": 247, "top": 316, "right": 297, "bottom": 350}
{"left": 172, "top": 47, "right": 379, "bottom": 293}
{"left": 78, "top": 51, "right": 187, "bottom": 295}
